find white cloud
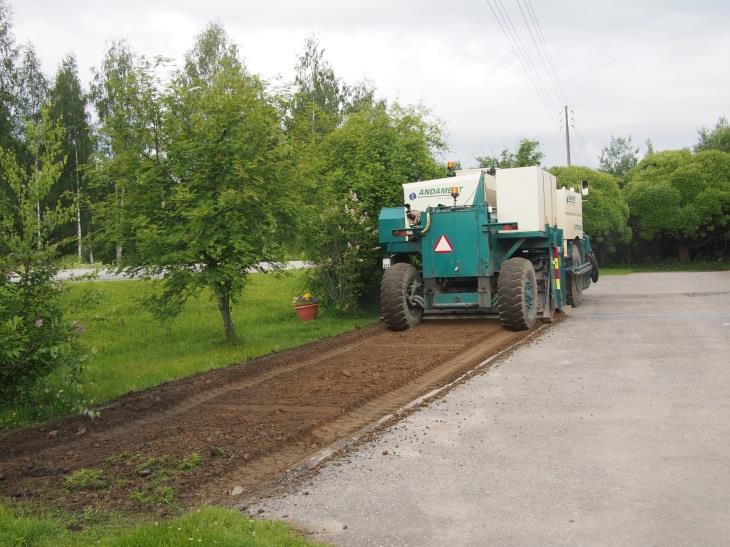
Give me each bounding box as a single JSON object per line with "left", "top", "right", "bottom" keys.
{"left": 12, "top": 0, "right": 730, "bottom": 168}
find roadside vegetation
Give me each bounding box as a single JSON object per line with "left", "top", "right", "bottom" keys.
{"left": 0, "top": 272, "right": 375, "bottom": 427}
{"left": 0, "top": 503, "right": 317, "bottom": 546}
{"left": 601, "top": 260, "right": 729, "bottom": 275}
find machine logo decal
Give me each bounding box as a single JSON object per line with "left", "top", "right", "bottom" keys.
{"left": 408, "top": 192, "right": 417, "bottom": 200}
{"left": 433, "top": 235, "right": 453, "bottom": 254}
{"left": 414, "top": 186, "right": 463, "bottom": 198}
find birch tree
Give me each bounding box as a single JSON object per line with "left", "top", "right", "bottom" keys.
{"left": 50, "top": 55, "right": 92, "bottom": 261}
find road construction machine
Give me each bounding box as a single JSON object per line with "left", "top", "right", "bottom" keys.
{"left": 378, "top": 166, "right": 599, "bottom": 331}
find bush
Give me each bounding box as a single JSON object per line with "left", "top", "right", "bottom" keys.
{"left": 302, "top": 103, "right": 445, "bottom": 311}
{"left": 306, "top": 192, "right": 377, "bottom": 311}
{"left": 0, "top": 109, "right": 85, "bottom": 418}
{"left": 0, "top": 268, "right": 82, "bottom": 401}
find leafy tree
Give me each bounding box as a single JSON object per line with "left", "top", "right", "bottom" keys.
{"left": 288, "top": 36, "right": 346, "bottom": 142}
{"left": 49, "top": 55, "right": 93, "bottom": 261}
{"left": 305, "top": 103, "right": 445, "bottom": 310}
{"left": 182, "top": 22, "right": 240, "bottom": 86}
{"left": 626, "top": 149, "right": 730, "bottom": 261}
{"left": 695, "top": 116, "right": 730, "bottom": 153}
{"left": 343, "top": 78, "right": 379, "bottom": 114}
{"left": 476, "top": 138, "right": 543, "bottom": 169}
{"left": 285, "top": 36, "right": 382, "bottom": 257}
{"left": 118, "top": 44, "right": 292, "bottom": 343}
{"left": 15, "top": 43, "right": 48, "bottom": 126}
{"left": 598, "top": 135, "right": 639, "bottom": 182}
{"left": 644, "top": 138, "right": 655, "bottom": 157}
{"left": 549, "top": 166, "right": 631, "bottom": 258}
{"left": 0, "top": 0, "right": 18, "bottom": 215}
{"left": 90, "top": 41, "right": 164, "bottom": 262}
{"left": 0, "top": 108, "right": 82, "bottom": 403}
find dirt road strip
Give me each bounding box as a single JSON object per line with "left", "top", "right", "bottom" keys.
{"left": 0, "top": 319, "right": 541, "bottom": 513}
{"left": 268, "top": 324, "right": 549, "bottom": 493}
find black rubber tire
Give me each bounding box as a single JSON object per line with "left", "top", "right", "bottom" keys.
{"left": 567, "top": 273, "right": 582, "bottom": 307}
{"left": 380, "top": 263, "right": 423, "bottom": 331}
{"left": 567, "top": 245, "right": 583, "bottom": 307}
{"left": 589, "top": 252, "right": 600, "bottom": 283}
{"left": 497, "top": 258, "right": 538, "bottom": 331}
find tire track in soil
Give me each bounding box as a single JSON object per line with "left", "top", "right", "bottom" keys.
{"left": 208, "top": 326, "right": 528, "bottom": 502}
{"left": 0, "top": 325, "right": 385, "bottom": 460}
{"left": 0, "top": 320, "right": 540, "bottom": 512}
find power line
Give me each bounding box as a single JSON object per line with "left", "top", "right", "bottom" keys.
{"left": 485, "top": 0, "right": 586, "bottom": 165}
{"left": 516, "top": 0, "right": 566, "bottom": 107}
{"left": 525, "top": 0, "right": 582, "bottom": 165}
{"left": 524, "top": 0, "right": 571, "bottom": 105}
{"left": 485, "top": 0, "right": 559, "bottom": 119}
{"left": 494, "top": 0, "right": 561, "bottom": 112}
{"left": 487, "top": 0, "right": 554, "bottom": 114}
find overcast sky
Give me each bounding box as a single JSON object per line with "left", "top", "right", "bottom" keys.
{"left": 12, "top": 0, "right": 730, "bottom": 168}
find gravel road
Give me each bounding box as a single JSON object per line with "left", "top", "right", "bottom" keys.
{"left": 51, "top": 261, "right": 312, "bottom": 281}
{"left": 251, "top": 271, "right": 730, "bottom": 546}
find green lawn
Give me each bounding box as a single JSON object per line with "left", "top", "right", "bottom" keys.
{"left": 601, "top": 260, "right": 729, "bottom": 275}
{"left": 0, "top": 503, "right": 319, "bottom": 546}
{"left": 1, "top": 271, "right": 376, "bottom": 426}
{"left": 64, "top": 272, "right": 374, "bottom": 405}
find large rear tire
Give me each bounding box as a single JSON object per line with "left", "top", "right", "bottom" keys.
{"left": 380, "top": 263, "right": 423, "bottom": 331}
{"left": 498, "top": 258, "right": 538, "bottom": 331}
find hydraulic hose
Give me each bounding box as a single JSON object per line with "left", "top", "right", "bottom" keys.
{"left": 420, "top": 211, "right": 432, "bottom": 236}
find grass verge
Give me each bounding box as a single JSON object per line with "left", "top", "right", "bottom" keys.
{"left": 601, "top": 260, "right": 729, "bottom": 275}
{"left": 1, "top": 270, "right": 376, "bottom": 427}
{"left": 0, "top": 502, "right": 318, "bottom": 546}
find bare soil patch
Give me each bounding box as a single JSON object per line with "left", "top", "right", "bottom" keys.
{"left": 0, "top": 319, "right": 534, "bottom": 515}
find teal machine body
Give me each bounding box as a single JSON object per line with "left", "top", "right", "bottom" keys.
{"left": 377, "top": 168, "right": 597, "bottom": 331}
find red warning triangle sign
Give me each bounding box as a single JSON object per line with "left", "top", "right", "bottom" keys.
{"left": 434, "top": 235, "right": 453, "bottom": 254}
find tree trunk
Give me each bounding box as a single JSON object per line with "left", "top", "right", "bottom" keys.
{"left": 678, "top": 242, "right": 690, "bottom": 262}
{"left": 36, "top": 201, "right": 41, "bottom": 249}
{"left": 75, "top": 142, "right": 82, "bottom": 261}
{"left": 35, "top": 157, "right": 41, "bottom": 249}
{"left": 115, "top": 184, "right": 124, "bottom": 261}
{"left": 215, "top": 285, "right": 236, "bottom": 343}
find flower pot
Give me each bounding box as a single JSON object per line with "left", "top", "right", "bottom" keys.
{"left": 295, "top": 303, "right": 318, "bottom": 321}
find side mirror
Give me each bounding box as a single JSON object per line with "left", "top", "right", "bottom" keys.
{"left": 580, "top": 179, "right": 589, "bottom": 196}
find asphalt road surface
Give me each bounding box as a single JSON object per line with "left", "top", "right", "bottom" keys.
{"left": 49, "top": 261, "right": 311, "bottom": 282}
{"left": 252, "top": 271, "right": 730, "bottom": 546}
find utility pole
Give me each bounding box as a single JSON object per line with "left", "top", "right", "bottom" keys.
{"left": 564, "top": 105, "right": 571, "bottom": 166}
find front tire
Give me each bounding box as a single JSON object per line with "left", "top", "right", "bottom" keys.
{"left": 567, "top": 245, "right": 583, "bottom": 307}
{"left": 589, "top": 252, "right": 600, "bottom": 283}
{"left": 381, "top": 263, "right": 423, "bottom": 331}
{"left": 498, "top": 258, "right": 538, "bottom": 331}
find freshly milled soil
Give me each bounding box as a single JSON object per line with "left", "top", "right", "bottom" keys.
{"left": 0, "top": 319, "right": 536, "bottom": 514}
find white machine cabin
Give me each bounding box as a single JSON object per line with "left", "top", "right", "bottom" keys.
{"left": 403, "top": 169, "right": 497, "bottom": 214}
{"left": 401, "top": 166, "right": 585, "bottom": 256}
